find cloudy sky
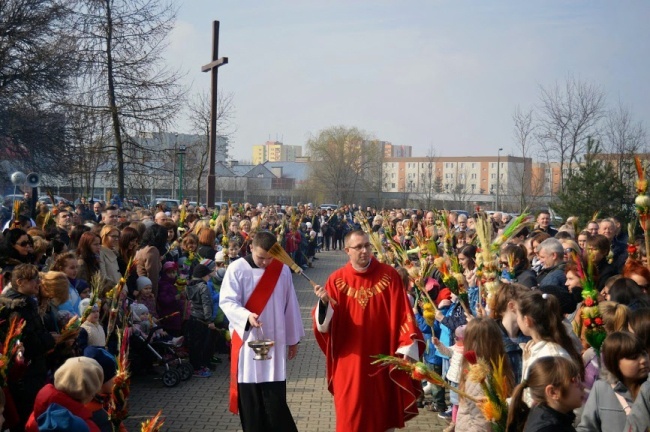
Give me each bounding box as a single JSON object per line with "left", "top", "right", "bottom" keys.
{"left": 166, "top": 1, "right": 650, "bottom": 162}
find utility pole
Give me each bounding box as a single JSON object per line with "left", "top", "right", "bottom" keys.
{"left": 202, "top": 20, "right": 228, "bottom": 208}
{"left": 496, "top": 148, "right": 503, "bottom": 211}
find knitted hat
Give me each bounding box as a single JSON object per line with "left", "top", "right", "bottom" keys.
{"left": 136, "top": 276, "right": 152, "bottom": 291}
{"left": 538, "top": 284, "right": 579, "bottom": 315}
{"left": 73, "top": 279, "right": 89, "bottom": 295}
{"left": 83, "top": 346, "right": 117, "bottom": 383}
{"left": 162, "top": 261, "right": 178, "bottom": 272}
{"left": 37, "top": 403, "right": 90, "bottom": 432}
{"left": 193, "top": 263, "right": 214, "bottom": 279}
{"left": 78, "top": 298, "right": 99, "bottom": 316}
{"left": 214, "top": 267, "right": 227, "bottom": 284}
{"left": 130, "top": 303, "right": 149, "bottom": 321}
{"left": 78, "top": 298, "right": 90, "bottom": 316}
{"left": 215, "top": 251, "right": 225, "bottom": 263}
{"left": 435, "top": 288, "right": 452, "bottom": 306}
{"left": 199, "top": 259, "right": 216, "bottom": 270}
{"left": 54, "top": 357, "right": 104, "bottom": 404}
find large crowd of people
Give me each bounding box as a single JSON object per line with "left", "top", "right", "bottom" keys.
{"left": 1, "top": 195, "right": 650, "bottom": 431}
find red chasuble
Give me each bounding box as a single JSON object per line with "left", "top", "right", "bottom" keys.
{"left": 313, "top": 258, "right": 424, "bottom": 432}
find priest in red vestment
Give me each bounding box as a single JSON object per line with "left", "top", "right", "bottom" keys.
{"left": 313, "top": 229, "right": 425, "bottom": 432}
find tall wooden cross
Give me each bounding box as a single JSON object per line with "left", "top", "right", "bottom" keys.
{"left": 201, "top": 20, "right": 228, "bottom": 208}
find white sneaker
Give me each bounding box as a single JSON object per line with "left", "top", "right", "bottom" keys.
{"left": 422, "top": 382, "right": 433, "bottom": 395}
{"left": 171, "top": 336, "right": 184, "bottom": 347}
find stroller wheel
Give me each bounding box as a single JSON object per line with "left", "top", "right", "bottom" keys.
{"left": 178, "top": 363, "right": 193, "bottom": 381}
{"left": 162, "top": 369, "right": 181, "bottom": 387}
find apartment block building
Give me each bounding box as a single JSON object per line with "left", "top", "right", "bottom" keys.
{"left": 252, "top": 141, "right": 303, "bottom": 164}
{"left": 382, "top": 156, "right": 531, "bottom": 198}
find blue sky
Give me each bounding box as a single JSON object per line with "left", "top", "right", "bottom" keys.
{"left": 166, "top": 1, "right": 650, "bottom": 161}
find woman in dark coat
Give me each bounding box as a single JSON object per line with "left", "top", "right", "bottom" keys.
{"left": 0, "top": 264, "right": 56, "bottom": 431}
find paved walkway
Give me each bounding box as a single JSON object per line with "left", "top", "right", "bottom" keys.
{"left": 123, "top": 250, "right": 448, "bottom": 431}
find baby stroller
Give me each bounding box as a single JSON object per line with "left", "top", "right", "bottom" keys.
{"left": 129, "top": 319, "right": 193, "bottom": 387}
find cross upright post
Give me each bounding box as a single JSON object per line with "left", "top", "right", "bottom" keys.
{"left": 202, "top": 20, "right": 228, "bottom": 208}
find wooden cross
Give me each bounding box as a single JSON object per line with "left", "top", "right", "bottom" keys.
{"left": 202, "top": 20, "right": 228, "bottom": 208}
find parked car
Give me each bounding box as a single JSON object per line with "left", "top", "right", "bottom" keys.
{"left": 38, "top": 195, "right": 72, "bottom": 208}
{"left": 214, "top": 202, "right": 228, "bottom": 210}
{"left": 123, "top": 197, "right": 145, "bottom": 208}
{"left": 448, "top": 210, "right": 470, "bottom": 218}
{"left": 2, "top": 194, "right": 28, "bottom": 203}
{"left": 153, "top": 198, "right": 180, "bottom": 211}
{"left": 319, "top": 203, "right": 339, "bottom": 210}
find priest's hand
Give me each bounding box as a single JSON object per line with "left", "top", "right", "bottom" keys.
{"left": 288, "top": 344, "right": 299, "bottom": 360}
{"left": 248, "top": 313, "right": 262, "bottom": 328}
{"left": 314, "top": 284, "right": 330, "bottom": 304}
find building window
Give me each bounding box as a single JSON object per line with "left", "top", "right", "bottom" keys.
{"left": 471, "top": 173, "right": 477, "bottom": 179}
{"left": 391, "top": 183, "right": 396, "bottom": 188}
{"left": 460, "top": 163, "right": 464, "bottom": 168}
{"left": 472, "top": 163, "right": 476, "bottom": 168}
{"left": 491, "top": 163, "right": 495, "bottom": 168}
{"left": 491, "top": 173, "right": 496, "bottom": 179}
{"left": 471, "top": 184, "right": 476, "bottom": 190}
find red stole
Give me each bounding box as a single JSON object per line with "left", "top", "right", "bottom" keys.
{"left": 229, "top": 259, "right": 283, "bottom": 414}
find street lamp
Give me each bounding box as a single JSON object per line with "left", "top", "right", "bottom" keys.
{"left": 177, "top": 144, "right": 186, "bottom": 202}
{"left": 496, "top": 147, "right": 503, "bottom": 211}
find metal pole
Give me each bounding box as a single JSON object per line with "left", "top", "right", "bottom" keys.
{"left": 496, "top": 148, "right": 503, "bottom": 211}
{"left": 172, "top": 134, "right": 177, "bottom": 199}
{"left": 178, "top": 145, "right": 186, "bottom": 202}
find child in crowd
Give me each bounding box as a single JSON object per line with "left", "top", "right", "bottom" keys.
{"left": 490, "top": 283, "right": 531, "bottom": 384}
{"left": 455, "top": 318, "right": 514, "bottom": 432}
{"left": 516, "top": 290, "right": 583, "bottom": 406}
{"left": 187, "top": 262, "right": 215, "bottom": 377}
{"left": 578, "top": 332, "right": 649, "bottom": 431}
{"left": 82, "top": 346, "right": 117, "bottom": 432}
{"left": 582, "top": 301, "right": 629, "bottom": 397}
{"left": 49, "top": 252, "right": 83, "bottom": 315}
{"left": 77, "top": 299, "right": 106, "bottom": 351}
{"left": 414, "top": 278, "right": 447, "bottom": 412}
{"left": 507, "top": 356, "right": 583, "bottom": 432}
{"left": 130, "top": 303, "right": 183, "bottom": 347}
{"left": 433, "top": 325, "right": 466, "bottom": 425}
{"left": 178, "top": 234, "right": 201, "bottom": 280}
{"left": 135, "top": 277, "right": 158, "bottom": 319}
{"left": 157, "top": 261, "right": 184, "bottom": 337}
{"left": 25, "top": 356, "right": 104, "bottom": 431}
{"left": 227, "top": 240, "right": 241, "bottom": 263}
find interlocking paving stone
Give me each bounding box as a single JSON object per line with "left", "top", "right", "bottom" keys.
{"left": 123, "top": 250, "right": 449, "bottom": 431}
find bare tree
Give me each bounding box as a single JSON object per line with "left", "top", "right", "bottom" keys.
{"left": 419, "top": 145, "right": 439, "bottom": 211}
{"left": 0, "top": 0, "right": 77, "bottom": 102}
{"left": 536, "top": 75, "right": 605, "bottom": 193}
{"left": 510, "top": 106, "right": 539, "bottom": 212}
{"left": 186, "top": 91, "right": 235, "bottom": 203}
{"left": 69, "top": 0, "right": 185, "bottom": 198}
{"left": 361, "top": 140, "right": 387, "bottom": 208}
{"left": 306, "top": 126, "right": 372, "bottom": 204}
{"left": 60, "top": 92, "right": 113, "bottom": 198}
{"left": 450, "top": 167, "right": 471, "bottom": 210}
{"left": 603, "top": 102, "right": 647, "bottom": 197}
